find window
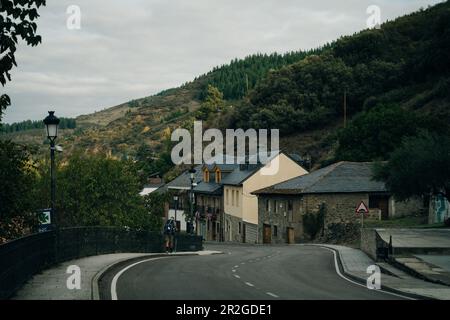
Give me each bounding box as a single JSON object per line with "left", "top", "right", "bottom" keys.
{"left": 274, "top": 200, "right": 277, "bottom": 213}
{"left": 288, "top": 200, "right": 293, "bottom": 211}
{"left": 226, "top": 189, "right": 229, "bottom": 205}
{"left": 266, "top": 199, "right": 270, "bottom": 211}
{"left": 236, "top": 191, "right": 239, "bottom": 207}
{"left": 239, "top": 222, "right": 241, "bottom": 234}
{"left": 232, "top": 190, "right": 235, "bottom": 206}
{"left": 273, "top": 225, "right": 278, "bottom": 237}
{"left": 203, "top": 169, "right": 210, "bottom": 182}
{"left": 215, "top": 168, "right": 221, "bottom": 183}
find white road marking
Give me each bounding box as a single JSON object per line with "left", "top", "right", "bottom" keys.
{"left": 232, "top": 269, "right": 236, "bottom": 273}
{"left": 245, "top": 282, "right": 254, "bottom": 287}
{"left": 234, "top": 265, "right": 239, "bottom": 268}
{"left": 266, "top": 292, "right": 279, "bottom": 298}
{"left": 241, "top": 262, "right": 245, "bottom": 265}
{"left": 234, "top": 275, "right": 241, "bottom": 279}
{"left": 111, "top": 257, "right": 164, "bottom": 300}
{"left": 319, "top": 247, "right": 415, "bottom": 300}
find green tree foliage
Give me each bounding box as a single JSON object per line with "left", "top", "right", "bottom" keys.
{"left": 231, "top": 2, "right": 450, "bottom": 135}
{"left": 334, "top": 104, "right": 441, "bottom": 161}
{"left": 1, "top": 118, "right": 76, "bottom": 133}
{"left": 37, "top": 153, "right": 157, "bottom": 230}
{"left": 302, "top": 204, "right": 325, "bottom": 240}
{"left": 373, "top": 132, "right": 450, "bottom": 202}
{"left": 0, "top": 140, "right": 38, "bottom": 242}
{"left": 196, "top": 85, "right": 224, "bottom": 121}
{"left": 0, "top": 0, "right": 46, "bottom": 121}
{"left": 143, "top": 192, "right": 169, "bottom": 231}
{"left": 199, "top": 50, "right": 327, "bottom": 100}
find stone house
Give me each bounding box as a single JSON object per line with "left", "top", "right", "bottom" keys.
{"left": 164, "top": 151, "right": 308, "bottom": 242}
{"left": 221, "top": 152, "right": 308, "bottom": 243}
{"left": 252, "top": 161, "right": 424, "bottom": 244}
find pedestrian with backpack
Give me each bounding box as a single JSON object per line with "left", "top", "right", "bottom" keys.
{"left": 163, "top": 216, "right": 177, "bottom": 253}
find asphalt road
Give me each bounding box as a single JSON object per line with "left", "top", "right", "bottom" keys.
{"left": 101, "top": 244, "right": 405, "bottom": 300}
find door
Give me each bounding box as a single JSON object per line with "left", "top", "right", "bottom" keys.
{"left": 287, "top": 227, "right": 295, "bottom": 244}
{"left": 379, "top": 198, "right": 389, "bottom": 220}
{"left": 242, "top": 224, "right": 246, "bottom": 243}
{"left": 263, "top": 224, "right": 271, "bottom": 244}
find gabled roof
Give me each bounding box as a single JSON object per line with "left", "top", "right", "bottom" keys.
{"left": 166, "top": 165, "right": 203, "bottom": 190}
{"left": 252, "top": 162, "right": 387, "bottom": 195}
{"left": 220, "top": 167, "right": 260, "bottom": 186}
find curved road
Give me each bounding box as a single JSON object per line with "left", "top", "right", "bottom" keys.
{"left": 101, "top": 244, "right": 406, "bottom": 300}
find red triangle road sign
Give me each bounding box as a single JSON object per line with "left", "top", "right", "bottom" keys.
{"left": 356, "top": 201, "right": 369, "bottom": 214}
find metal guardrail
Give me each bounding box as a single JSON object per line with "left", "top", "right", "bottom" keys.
{"left": 0, "top": 227, "right": 203, "bottom": 299}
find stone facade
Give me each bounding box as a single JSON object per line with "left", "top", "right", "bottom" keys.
{"left": 257, "top": 192, "right": 424, "bottom": 244}
{"left": 224, "top": 213, "right": 243, "bottom": 242}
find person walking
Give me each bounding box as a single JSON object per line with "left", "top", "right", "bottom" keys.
{"left": 163, "top": 216, "right": 177, "bottom": 253}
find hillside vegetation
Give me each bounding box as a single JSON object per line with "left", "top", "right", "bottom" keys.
{"left": 4, "top": 2, "right": 450, "bottom": 177}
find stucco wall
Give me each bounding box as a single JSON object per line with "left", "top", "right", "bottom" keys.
{"left": 223, "top": 185, "right": 243, "bottom": 219}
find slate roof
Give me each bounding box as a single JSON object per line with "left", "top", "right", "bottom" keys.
{"left": 220, "top": 167, "right": 260, "bottom": 186}
{"left": 193, "top": 182, "right": 223, "bottom": 195}
{"left": 166, "top": 165, "right": 203, "bottom": 190}
{"left": 253, "top": 162, "right": 387, "bottom": 195}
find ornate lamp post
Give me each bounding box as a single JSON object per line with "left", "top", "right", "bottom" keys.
{"left": 43, "top": 111, "right": 60, "bottom": 228}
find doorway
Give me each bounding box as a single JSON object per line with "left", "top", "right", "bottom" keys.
{"left": 263, "top": 224, "right": 271, "bottom": 244}
{"left": 287, "top": 227, "right": 295, "bottom": 244}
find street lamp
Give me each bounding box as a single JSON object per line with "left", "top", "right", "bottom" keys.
{"left": 173, "top": 195, "right": 179, "bottom": 227}
{"left": 43, "top": 111, "right": 60, "bottom": 228}
{"left": 188, "top": 168, "right": 196, "bottom": 235}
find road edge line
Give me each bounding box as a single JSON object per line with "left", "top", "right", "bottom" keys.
{"left": 312, "top": 245, "right": 435, "bottom": 300}
{"left": 92, "top": 251, "right": 222, "bottom": 300}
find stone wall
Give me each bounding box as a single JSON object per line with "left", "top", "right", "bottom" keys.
{"left": 224, "top": 213, "right": 242, "bottom": 242}
{"left": 258, "top": 193, "right": 371, "bottom": 243}
{"left": 360, "top": 228, "right": 378, "bottom": 260}
{"left": 257, "top": 196, "right": 305, "bottom": 244}
{"left": 392, "top": 196, "right": 424, "bottom": 218}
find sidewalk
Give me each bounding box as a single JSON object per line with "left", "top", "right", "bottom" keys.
{"left": 314, "top": 244, "right": 450, "bottom": 300}
{"left": 13, "top": 251, "right": 220, "bottom": 300}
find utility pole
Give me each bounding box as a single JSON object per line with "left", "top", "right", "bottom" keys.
{"left": 343, "top": 90, "right": 347, "bottom": 128}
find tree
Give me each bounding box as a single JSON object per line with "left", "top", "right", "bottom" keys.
{"left": 1, "top": 0, "right": 46, "bottom": 121}
{"left": 0, "top": 140, "right": 38, "bottom": 243}
{"left": 143, "top": 192, "right": 169, "bottom": 231}
{"left": 335, "top": 104, "right": 440, "bottom": 161}
{"left": 37, "top": 153, "right": 157, "bottom": 230}
{"left": 196, "top": 85, "right": 224, "bottom": 120}
{"left": 373, "top": 132, "right": 450, "bottom": 202}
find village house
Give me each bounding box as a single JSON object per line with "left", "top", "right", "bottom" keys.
{"left": 164, "top": 152, "right": 308, "bottom": 242}
{"left": 221, "top": 152, "right": 308, "bottom": 243}
{"left": 252, "top": 161, "right": 424, "bottom": 244}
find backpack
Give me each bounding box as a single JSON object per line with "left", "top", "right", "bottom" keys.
{"left": 164, "top": 220, "right": 175, "bottom": 234}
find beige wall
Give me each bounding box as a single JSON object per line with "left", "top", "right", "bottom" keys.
{"left": 241, "top": 153, "right": 308, "bottom": 225}
{"left": 224, "top": 185, "right": 243, "bottom": 218}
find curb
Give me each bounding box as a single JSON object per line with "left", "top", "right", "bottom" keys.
{"left": 307, "top": 244, "right": 437, "bottom": 300}
{"left": 91, "top": 251, "right": 223, "bottom": 300}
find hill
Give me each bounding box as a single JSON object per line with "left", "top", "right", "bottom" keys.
{"left": 3, "top": 2, "right": 450, "bottom": 177}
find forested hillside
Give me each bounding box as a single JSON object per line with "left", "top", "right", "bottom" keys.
{"left": 4, "top": 2, "right": 450, "bottom": 177}
{"left": 232, "top": 3, "right": 450, "bottom": 136}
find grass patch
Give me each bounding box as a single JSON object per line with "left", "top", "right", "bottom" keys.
{"left": 364, "top": 215, "right": 447, "bottom": 229}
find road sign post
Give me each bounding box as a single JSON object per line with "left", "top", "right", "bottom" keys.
{"left": 356, "top": 201, "right": 369, "bottom": 229}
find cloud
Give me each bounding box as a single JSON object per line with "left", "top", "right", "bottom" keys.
{"left": 2, "top": 0, "right": 442, "bottom": 123}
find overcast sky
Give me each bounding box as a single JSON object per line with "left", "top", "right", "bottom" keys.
{"left": 2, "top": 0, "right": 442, "bottom": 123}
